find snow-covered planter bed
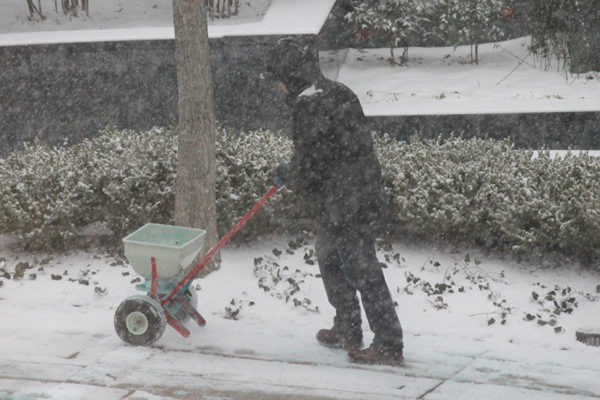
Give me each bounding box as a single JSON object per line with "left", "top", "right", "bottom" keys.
{"left": 2, "top": 127, "right": 600, "bottom": 269}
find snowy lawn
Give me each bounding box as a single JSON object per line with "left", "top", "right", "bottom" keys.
{"left": 323, "top": 37, "right": 600, "bottom": 116}
{"left": 1, "top": 233, "right": 599, "bottom": 399}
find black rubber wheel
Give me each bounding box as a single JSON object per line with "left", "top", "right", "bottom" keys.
{"left": 114, "top": 295, "right": 166, "bottom": 346}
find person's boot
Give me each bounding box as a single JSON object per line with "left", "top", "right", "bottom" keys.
{"left": 348, "top": 343, "right": 404, "bottom": 366}
{"left": 316, "top": 327, "right": 363, "bottom": 350}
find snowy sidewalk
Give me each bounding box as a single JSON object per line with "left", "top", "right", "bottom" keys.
{"left": 1, "top": 238, "right": 599, "bottom": 400}
{"left": 2, "top": 332, "right": 599, "bottom": 400}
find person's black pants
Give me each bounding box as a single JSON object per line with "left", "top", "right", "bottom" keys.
{"left": 314, "top": 228, "right": 403, "bottom": 351}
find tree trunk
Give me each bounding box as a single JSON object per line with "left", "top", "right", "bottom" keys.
{"left": 26, "top": 0, "right": 45, "bottom": 19}
{"left": 27, "top": 0, "right": 35, "bottom": 16}
{"left": 172, "top": 0, "right": 219, "bottom": 273}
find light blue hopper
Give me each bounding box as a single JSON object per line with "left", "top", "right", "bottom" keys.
{"left": 123, "top": 223, "right": 207, "bottom": 281}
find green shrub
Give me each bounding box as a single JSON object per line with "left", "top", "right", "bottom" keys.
{"left": 375, "top": 135, "right": 600, "bottom": 265}
{"left": 0, "top": 127, "right": 296, "bottom": 251}
{"left": 345, "top": 0, "right": 431, "bottom": 64}
{"left": 0, "top": 140, "right": 87, "bottom": 250}
{"left": 437, "top": 0, "right": 508, "bottom": 64}
{"left": 214, "top": 127, "right": 301, "bottom": 240}
{"left": 346, "top": 0, "right": 511, "bottom": 64}
{"left": 0, "top": 128, "right": 178, "bottom": 250}
{"left": 3, "top": 128, "right": 600, "bottom": 269}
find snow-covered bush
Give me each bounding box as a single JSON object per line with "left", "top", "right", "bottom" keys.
{"left": 206, "top": 0, "right": 239, "bottom": 20}
{"left": 0, "top": 140, "right": 87, "bottom": 250}
{"left": 375, "top": 135, "right": 600, "bottom": 266}
{"left": 437, "top": 0, "right": 508, "bottom": 63}
{"left": 0, "top": 127, "right": 295, "bottom": 251}
{"left": 346, "top": 0, "right": 513, "bottom": 64}
{"left": 346, "top": 0, "right": 432, "bottom": 64}
{"left": 3, "top": 128, "right": 600, "bottom": 269}
{"left": 528, "top": 0, "right": 568, "bottom": 51}
{"left": 0, "top": 127, "right": 178, "bottom": 251}
{"left": 214, "top": 127, "right": 300, "bottom": 241}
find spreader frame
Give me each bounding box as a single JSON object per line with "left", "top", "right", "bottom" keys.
{"left": 115, "top": 186, "right": 278, "bottom": 345}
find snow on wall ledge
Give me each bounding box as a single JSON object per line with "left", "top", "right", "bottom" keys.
{"left": 0, "top": 0, "right": 336, "bottom": 47}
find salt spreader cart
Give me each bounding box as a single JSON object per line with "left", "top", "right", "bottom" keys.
{"left": 114, "top": 186, "right": 277, "bottom": 346}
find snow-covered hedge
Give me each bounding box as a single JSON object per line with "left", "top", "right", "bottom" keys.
{"left": 2, "top": 128, "right": 600, "bottom": 268}
{"left": 0, "top": 128, "right": 178, "bottom": 250}
{"left": 376, "top": 135, "right": 600, "bottom": 265}
{"left": 437, "top": 0, "right": 507, "bottom": 64}
{"left": 346, "top": 0, "right": 510, "bottom": 64}
{"left": 0, "top": 127, "right": 296, "bottom": 251}
{"left": 214, "top": 127, "right": 301, "bottom": 240}
{"left": 345, "top": 0, "right": 431, "bottom": 64}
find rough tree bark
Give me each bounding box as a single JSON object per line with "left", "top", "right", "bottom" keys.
{"left": 26, "top": 0, "right": 46, "bottom": 19}
{"left": 172, "top": 0, "right": 219, "bottom": 272}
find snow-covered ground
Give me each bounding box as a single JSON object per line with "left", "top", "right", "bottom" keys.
{"left": 1, "top": 1, "right": 600, "bottom": 399}
{"left": 1, "top": 234, "right": 599, "bottom": 400}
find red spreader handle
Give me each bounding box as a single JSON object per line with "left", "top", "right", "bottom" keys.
{"left": 161, "top": 185, "right": 278, "bottom": 305}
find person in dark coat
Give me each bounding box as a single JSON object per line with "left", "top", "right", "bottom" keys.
{"left": 267, "top": 37, "right": 404, "bottom": 366}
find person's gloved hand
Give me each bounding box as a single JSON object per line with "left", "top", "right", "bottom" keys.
{"left": 270, "top": 164, "right": 290, "bottom": 188}
{"left": 274, "top": 175, "right": 285, "bottom": 188}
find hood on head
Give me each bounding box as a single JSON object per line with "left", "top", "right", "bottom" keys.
{"left": 266, "top": 36, "right": 319, "bottom": 93}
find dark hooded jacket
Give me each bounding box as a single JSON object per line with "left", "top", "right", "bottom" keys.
{"left": 275, "top": 73, "right": 390, "bottom": 236}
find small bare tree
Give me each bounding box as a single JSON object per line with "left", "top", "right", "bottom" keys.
{"left": 60, "top": 0, "right": 89, "bottom": 17}
{"left": 26, "top": 0, "right": 46, "bottom": 20}
{"left": 205, "top": 0, "right": 239, "bottom": 20}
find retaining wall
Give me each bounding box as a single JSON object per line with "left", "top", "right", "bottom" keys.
{"left": 0, "top": 35, "right": 295, "bottom": 157}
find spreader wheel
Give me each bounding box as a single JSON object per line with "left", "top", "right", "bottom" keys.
{"left": 114, "top": 295, "right": 166, "bottom": 346}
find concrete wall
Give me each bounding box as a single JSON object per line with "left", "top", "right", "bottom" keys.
{"left": 367, "top": 112, "right": 600, "bottom": 150}
{"left": 0, "top": 35, "right": 295, "bottom": 157}
{"left": 1, "top": 40, "right": 177, "bottom": 155}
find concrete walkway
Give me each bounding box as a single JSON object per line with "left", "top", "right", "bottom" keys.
{"left": 1, "top": 335, "right": 599, "bottom": 400}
